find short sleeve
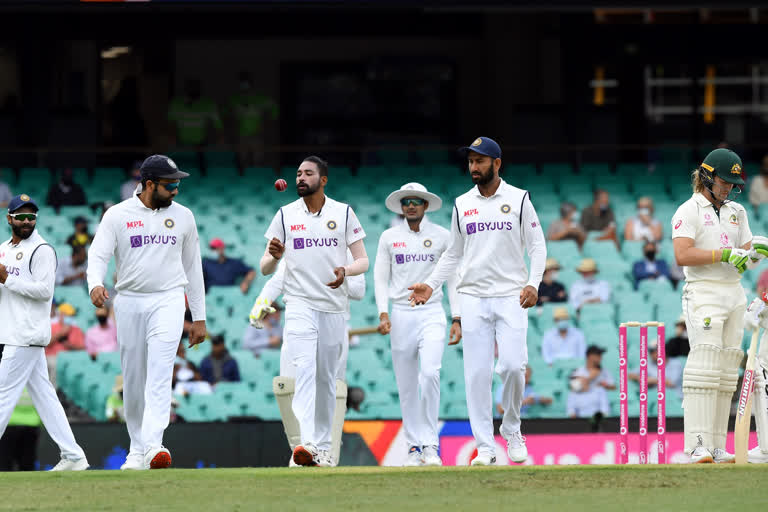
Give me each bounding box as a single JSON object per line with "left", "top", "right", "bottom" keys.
{"left": 345, "top": 207, "right": 366, "bottom": 246}
{"left": 739, "top": 206, "right": 753, "bottom": 247}
{"left": 264, "top": 209, "right": 286, "bottom": 243}
{"left": 671, "top": 202, "right": 696, "bottom": 240}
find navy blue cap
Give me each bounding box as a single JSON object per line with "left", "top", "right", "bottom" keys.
{"left": 139, "top": 155, "right": 190, "bottom": 180}
{"left": 459, "top": 136, "right": 502, "bottom": 159}
{"left": 8, "top": 194, "right": 38, "bottom": 213}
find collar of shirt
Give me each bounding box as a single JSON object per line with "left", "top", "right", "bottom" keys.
{"left": 299, "top": 195, "right": 328, "bottom": 216}
{"left": 6, "top": 229, "right": 40, "bottom": 249}
{"left": 399, "top": 215, "right": 432, "bottom": 235}
{"left": 471, "top": 178, "right": 508, "bottom": 199}
{"left": 131, "top": 193, "right": 170, "bottom": 213}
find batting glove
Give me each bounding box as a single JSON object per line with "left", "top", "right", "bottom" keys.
{"left": 249, "top": 297, "right": 276, "bottom": 329}
{"left": 744, "top": 297, "right": 765, "bottom": 332}
{"left": 721, "top": 248, "right": 750, "bottom": 274}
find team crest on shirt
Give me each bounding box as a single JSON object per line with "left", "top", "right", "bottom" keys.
{"left": 729, "top": 214, "right": 739, "bottom": 226}
{"left": 423, "top": 239, "right": 432, "bottom": 248}
{"left": 703, "top": 317, "right": 712, "bottom": 330}
{"left": 164, "top": 218, "right": 175, "bottom": 229}
{"left": 500, "top": 204, "right": 511, "bottom": 214}
{"left": 326, "top": 220, "right": 337, "bottom": 230}
{"left": 15, "top": 252, "right": 22, "bottom": 260}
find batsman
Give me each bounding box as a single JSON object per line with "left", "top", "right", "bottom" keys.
{"left": 741, "top": 286, "right": 768, "bottom": 463}
{"left": 672, "top": 148, "right": 765, "bottom": 463}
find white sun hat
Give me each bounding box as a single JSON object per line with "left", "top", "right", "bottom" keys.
{"left": 384, "top": 182, "right": 442, "bottom": 214}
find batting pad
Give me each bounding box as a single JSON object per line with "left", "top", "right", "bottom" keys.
{"left": 755, "top": 360, "right": 768, "bottom": 454}
{"left": 273, "top": 376, "right": 301, "bottom": 451}
{"left": 330, "top": 380, "right": 348, "bottom": 467}
{"left": 683, "top": 344, "right": 720, "bottom": 452}
{"left": 714, "top": 348, "right": 744, "bottom": 450}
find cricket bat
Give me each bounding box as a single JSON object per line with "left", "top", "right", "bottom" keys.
{"left": 735, "top": 328, "right": 760, "bottom": 464}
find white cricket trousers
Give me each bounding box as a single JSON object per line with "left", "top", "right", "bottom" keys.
{"left": 461, "top": 294, "right": 528, "bottom": 456}
{"left": 0, "top": 345, "right": 85, "bottom": 461}
{"left": 283, "top": 304, "right": 346, "bottom": 451}
{"left": 390, "top": 303, "right": 446, "bottom": 448}
{"left": 113, "top": 289, "right": 185, "bottom": 459}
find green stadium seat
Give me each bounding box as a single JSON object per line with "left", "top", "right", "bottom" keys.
{"left": 547, "top": 240, "right": 581, "bottom": 268}
{"left": 96, "top": 351, "right": 121, "bottom": 374}
{"left": 204, "top": 151, "right": 237, "bottom": 168}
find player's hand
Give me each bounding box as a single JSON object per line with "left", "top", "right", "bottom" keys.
{"left": 407, "top": 283, "right": 433, "bottom": 306}
{"left": 448, "top": 320, "right": 462, "bottom": 345}
{"left": 752, "top": 236, "right": 768, "bottom": 258}
{"left": 326, "top": 267, "right": 346, "bottom": 289}
{"left": 90, "top": 286, "right": 109, "bottom": 307}
{"left": 249, "top": 297, "right": 275, "bottom": 328}
{"left": 377, "top": 313, "right": 391, "bottom": 335}
{"left": 0, "top": 263, "right": 7, "bottom": 284}
{"left": 519, "top": 285, "right": 538, "bottom": 309}
{"left": 188, "top": 320, "right": 207, "bottom": 348}
{"left": 721, "top": 248, "right": 750, "bottom": 273}
{"left": 268, "top": 237, "right": 285, "bottom": 260}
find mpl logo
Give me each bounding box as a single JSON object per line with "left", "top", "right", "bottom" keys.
{"left": 464, "top": 208, "right": 478, "bottom": 217}
{"left": 393, "top": 242, "right": 406, "bottom": 248}
{"left": 126, "top": 220, "right": 144, "bottom": 229}
{"left": 290, "top": 224, "right": 306, "bottom": 232}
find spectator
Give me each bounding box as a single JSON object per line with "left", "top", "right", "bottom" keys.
{"left": 547, "top": 202, "right": 586, "bottom": 247}
{"left": 199, "top": 335, "right": 241, "bottom": 385}
{"left": 168, "top": 79, "right": 223, "bottom": 148}
{"left": 229, "top": 71, "right": 279, "bottom": 167}
{"left": 749, "top": 154, "right": 768, "bottom": 208}
{"left": 84, "top": 307, "right": 118, "bottom": 359}
{"left": 55, "top": 245, "right": 87, "bottom": 287}
{"left": 666, "top": 315, "right": 690, "bottom": 357}
{"left": 580, "top": 189, "right": 617, "bottom": 243}
{"left": 173, "top": 343, "right": 213, "bottom": 396}
{"left": 105, "top": 375, "right": 125, "bottom": 423}
{"left": 541, "top": 307, "right": 586, "bottom": 365}
{"left": 46, "top": 303, "right": 85, "bottom": 379}
{"left": 496, "top": 366, "right": 552, "bottom": 418}
{"left": 757, "top": 268, "right": 768, "bottom": 298}
{"left": 242, "top": 302, "right": 282, "bottom": 357}
{"left": 569, "top": 258, "right": 612, "bottom": 312}
{"left": 632, "top": 240, "right": 671, "bottom": 289}
{"left": 538, "top": 257, "right": 567, "bottom": 305}
{"left": 629, "top": 340, "right": 682, "bottom": 392}
{"left": 46, "top": 168, "right": 87, "bottom": 211}
{"left": 566, "top": 345, "right": 615, "bottom": 418}
{"left": 624, "top": 196, "right": 663, "bottom": 242}
{"left": 65, "top": 216, "right": 94, "bottom": 249}
{"left": 121, "top": 162, "right": 143, "bottom": 201}
{"left": 0, "top": 168, "right": 12, "bottom": 208}
{"left": 202, "top": 238, "right": 256, "bottom": 294}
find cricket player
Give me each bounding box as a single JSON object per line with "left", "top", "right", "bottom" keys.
{"left": 741, "top": 289, "right": 768, "bottom": 463}
{"left": 250, "top": 250, "right": 365, "bottom": 467}
{"left": 409, "top": 137, "right": 546, "bottom": 465}
{"left": 0, "top": 194, "right": 89, "bottom": 471}
{"left": 260, "top": 155, "right": 368, "bottom": 467}
{"left": 374, "top": 182, "right": 460, "bottom": 466}
{"left": 87, "top": 155, "right": 206, "bottom": 470}
{"left": 671, "top": 148, "right": 761, "bottom": 463}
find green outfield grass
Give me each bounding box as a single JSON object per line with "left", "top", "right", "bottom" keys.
{"left": 1, "top": 465, "right": 765, "bottom": 511}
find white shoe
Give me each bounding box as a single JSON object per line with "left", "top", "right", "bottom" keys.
{"left": 748, "top": 446, "right": 768, "bottom": 463}
{"left": 144, "top": 446, "right": 172, "bottom": 469}
{"left": 422, "top": 445, "right": 442, "bottom": 466}
{"left": 470, "top": 453, "right": 496, "bottom": 466}
{"left": 713, "top": 448, "right": 735, "bottom": 464}
{"left": 404, "top": 446, "right": 423, "bottom": 467}
{"left": 50, "top": 457, "right": 89, "bottom": 471}
{"left": 505, "top": 431, "right": 528, "bottom": 463}
{"left": 288, "top": 454, "right": 300, "bottom": 467}
{"left": 121, "top": 453, "right": 147, "bottom": 470}
{"left": 293, "top": 443, "right": 319, "bottom": 467}
{"left": 316, "top": 450, "right": 334, "bottom": 467}
{"left": 690, "top": 445, "right": 714, "bottom": 464}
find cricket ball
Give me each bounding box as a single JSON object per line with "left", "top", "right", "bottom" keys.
{"left": 274, "top": 179, "right": 287, "bottom": 192}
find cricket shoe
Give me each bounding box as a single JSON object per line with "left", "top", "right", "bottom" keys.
{"left": 50, "top": 457, "right": 89, "bottom": 471}
{"left": 422, "top": 445, "right": 442, "bottom": 466}
{"left": 404, "top": 446, "right": 423, "bottom": 467}
{"left": 145, "top": 446, "right": 172, "bottom": 469}
{"left": 504, "top": 431, "right": 528, "bottom": 463}
{"left": 470, "top": 453, "right": 496, "bottom": 466}
{"left": 121, "top": 453, "right": 147, "bottom": 470}
{"left": 748, "top": 447, "right": 768, "bottom": 463}
{"left": 712, "top": 448, "right": 735, "bottom": 464}
{"left": 689, "top": 445, "right": 714, "bottom": 464}
{"left": 316, "top": 450, "right": 334, "bottom": 467}
{"left": 293, "top": 444, "right": 319, "bottom": 467}
{"left": 288, "top": 454, "right": 300, "bottom": 467}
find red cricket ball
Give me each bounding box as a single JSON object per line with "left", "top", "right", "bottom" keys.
{"left": 274, "top": 179, "right": 287, "bottom": 192}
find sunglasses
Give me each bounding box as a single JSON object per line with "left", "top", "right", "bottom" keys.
{"left": 9, "top": 213, "right": 37, "bottom": 221}
{"left": 159, "top": 181, "right": 180, "bottom": 192}
{"left": 400, "top": 198, "right": 425, "bottom": 207}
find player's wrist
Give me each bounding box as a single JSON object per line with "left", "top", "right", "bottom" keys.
{"left": 452, "top": 317, "right": 461, "bottom": 325}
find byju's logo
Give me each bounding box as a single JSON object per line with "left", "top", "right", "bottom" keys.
{"left": 130, "top": 235, "right": 177, "bottom": 248}
{"left": 466, "top": 221, "right": 514, "bottom": 235}
{"left": 395, "top": 254, "right": 405, "bottom": 264}
{"left": 294, "top": 238, "right": 305, "bottom": 249}
{"left": 395, "top": 254, "right": 435, "bottom": 264}
{"left": 466, "top": 222, "right": 477, "bottom": 234}
{"left": 293, "top": 237, "right": 338, "bottom": 250}
{"left": 130, "top": 236, "right": 143, "bottom": 248}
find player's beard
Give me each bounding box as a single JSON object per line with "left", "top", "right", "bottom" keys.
{"left": 11, "top": 223, "right": 34, "bottom": 240}
{"left": 297, "top": 180, "right": 319, "bottom": 197}
{"left": 151, "top": 187, "right": 173, "bottom": 209}
{"left": 471, "top": 165, "right": 495, "bottom": 186}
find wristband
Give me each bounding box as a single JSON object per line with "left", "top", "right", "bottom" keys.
{"left": 712, "top": 250, "right": 716, "bottom": 264}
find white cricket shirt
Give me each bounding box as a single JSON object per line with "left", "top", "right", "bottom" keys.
{"left": 264, "top": 196, "right": 366, "bottom": 313}
{"left": 671, "top": 192, "right": 753, "bottom": 284}
{"left": 86, "top": 194, "right": 206, "bottom": 321}
{"left": 0, "top": 230, "right": 56, "bottom": 346}
{"left": 374, "top": 216, "right": 459, "bottom": 316}
{"left": 425, "top": 179, "right": 547, "bottom": 297}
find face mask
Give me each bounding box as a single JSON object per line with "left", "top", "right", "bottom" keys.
{"left": 637, "top": 207, "right": 651, "bottom": 216}
{"left": 599, "top": 205, "right": 609, "bottom": 213}
{"left": 60, "top": 316, "right": 72, "bottom": 325}
{"left": 644, "top": 250, "right": 656, "bottom": 261}
{"left": 97, "top": 316, "right": 108, "bottom": 326}
{"left": 549, "top": 271, "right": 559, "bottom": 281}
{"left": 556, "top": 320, "right": 569, "bottom": 331}
{"left": 584, "top": 275, "right": 596, "bottom": 283}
